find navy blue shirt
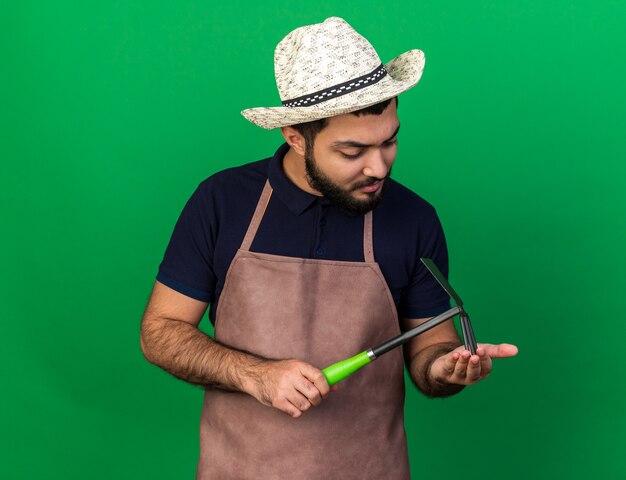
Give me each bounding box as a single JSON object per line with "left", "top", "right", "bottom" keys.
{"left": 157, "top": 143, "right": 451, "bottom": 325}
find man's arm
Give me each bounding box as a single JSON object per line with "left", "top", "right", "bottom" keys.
{"left": 401, "top": 316, "right": 519, "bottom": 398}
{"left": 140, "top": 280, "right": 331, "bottom": 418}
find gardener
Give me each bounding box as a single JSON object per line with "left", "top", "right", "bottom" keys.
{"left": 140, "top": 17, "right": 518, "bottom": 479}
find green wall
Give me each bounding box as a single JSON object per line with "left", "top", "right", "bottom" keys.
{"left": 2, "top": 1, "right": 625, "bottom": 478}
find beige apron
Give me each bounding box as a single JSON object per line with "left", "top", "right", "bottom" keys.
{"left": 197, "top": 180, "right": 410, "bottom": 479}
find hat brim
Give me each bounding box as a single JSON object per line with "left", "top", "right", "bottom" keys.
{"left": 241, "top": 49, "right": 425, "bottom": 130}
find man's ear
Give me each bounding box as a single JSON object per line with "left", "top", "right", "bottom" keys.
{"left": 280, "top": 126, "right": 306, "bottom": 157}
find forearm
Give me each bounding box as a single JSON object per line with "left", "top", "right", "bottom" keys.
{"left": 408, "top": 341, "right": 465, "bottom": 398}
{"left": 140, "top": 316, "right": 263, "bottom": 392}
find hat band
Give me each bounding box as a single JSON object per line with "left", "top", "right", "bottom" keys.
{"left": 281, "top": 64, "right": 387, "bottom": 108}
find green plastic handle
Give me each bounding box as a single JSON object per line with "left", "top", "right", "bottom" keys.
{"left": 322, "top": 350, "right": 372, "bottom": 386}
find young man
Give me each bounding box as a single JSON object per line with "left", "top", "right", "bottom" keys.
{"left": 140, "top": 17, "right": 517, "bottom": 479}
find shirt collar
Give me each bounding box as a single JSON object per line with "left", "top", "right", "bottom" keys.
{"left": 268, "top": 143, "right": 319, "bottom": 216}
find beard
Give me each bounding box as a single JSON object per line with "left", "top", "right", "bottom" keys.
{"left": 304, "top": 149, "right": 391, "bottom": 215}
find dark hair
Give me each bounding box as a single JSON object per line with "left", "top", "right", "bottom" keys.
{"left": 291, "top": 96, "right": 398, "bottom": 152}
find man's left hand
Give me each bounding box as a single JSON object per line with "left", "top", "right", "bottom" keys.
{"left": 429, "top": 343, "right": 518, "bottom": 387}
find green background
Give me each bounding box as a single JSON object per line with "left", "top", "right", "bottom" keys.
{"left": 2, "top": 1, "right": 625, "bottom": 478}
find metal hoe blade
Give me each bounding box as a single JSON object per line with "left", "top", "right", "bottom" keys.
{"left": 420, "top": 258, "right": 464, "bottom": 307}
{"left": 421, "top": 258, "right": 477, "bottom": 355}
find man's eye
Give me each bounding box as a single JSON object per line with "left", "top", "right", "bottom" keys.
{"left": 341, "top": 151, "right": 363, "bottom": 159}
{"left": 384, "top": 138, "right": 398, "bottom": 147}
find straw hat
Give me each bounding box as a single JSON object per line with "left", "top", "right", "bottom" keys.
{"left": 241, "top": 17, "right": 425, "bottom": 130}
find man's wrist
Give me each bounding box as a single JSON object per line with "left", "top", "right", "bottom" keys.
{"left": 420, "top": 342, "right": 465, "bottom": 398}
{"left": 237, "top": 354, "right": 272, "bottom": 399}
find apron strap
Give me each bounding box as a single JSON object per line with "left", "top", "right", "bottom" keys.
{"left": 241, "top": 178, "right": 376, "bottom": 262}
{"left": 240, "top": 180, "right": 273, "bottom": 251}
{"left": 363, "top": 211, "right": 375, "bottom": 263}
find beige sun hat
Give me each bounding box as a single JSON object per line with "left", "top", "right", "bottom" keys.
{"left": 241, "top": 17, "right": 425, "bottom": 130}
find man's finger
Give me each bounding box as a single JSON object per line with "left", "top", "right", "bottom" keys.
{"left": 295, "top": 379, "right": 322, "bottom": 406}
{"left": 441, "top": 351, "right": 460, "bottom": 376}
{"left": 301, "top": 365, "right": 330, "bottom": 398}
{"left": 480, "top": 343, "right": 519, "bottom": 358}
{"left": 476, "top": 347, "right": 493, "bottom": 377}
{"left": 453, "top": 350, "right": 471, "bottom": 379}
{"left": 275, "top": 398, "right": 302, "bottom": 419}
{"left": 287, "top": 390, "right": 312, "bottom": 414}
{"left": 466, "top": 355, "right": 481, "bottom": 382}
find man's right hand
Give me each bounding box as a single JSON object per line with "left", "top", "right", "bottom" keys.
{"left": 245, "top": 359, "right": 333, "bottom": 418}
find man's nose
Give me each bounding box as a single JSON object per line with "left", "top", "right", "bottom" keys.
{"left": 363, "top": 149, "right": 389, "bottom": 179}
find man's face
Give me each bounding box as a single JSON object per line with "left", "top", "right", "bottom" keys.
{"left": 304, "top": 100, "right": 400, "bottom": 215}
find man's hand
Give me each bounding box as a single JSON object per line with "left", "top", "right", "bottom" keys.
{"left": 428, "top": 343, "right": 518, "bottom": 387}
{"left": 245, "top": 359, "right": 333, "bottom": 419}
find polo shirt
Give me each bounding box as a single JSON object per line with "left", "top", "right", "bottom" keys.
{"left": 157, "top": 143, "right": 451, "bottom": 325}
